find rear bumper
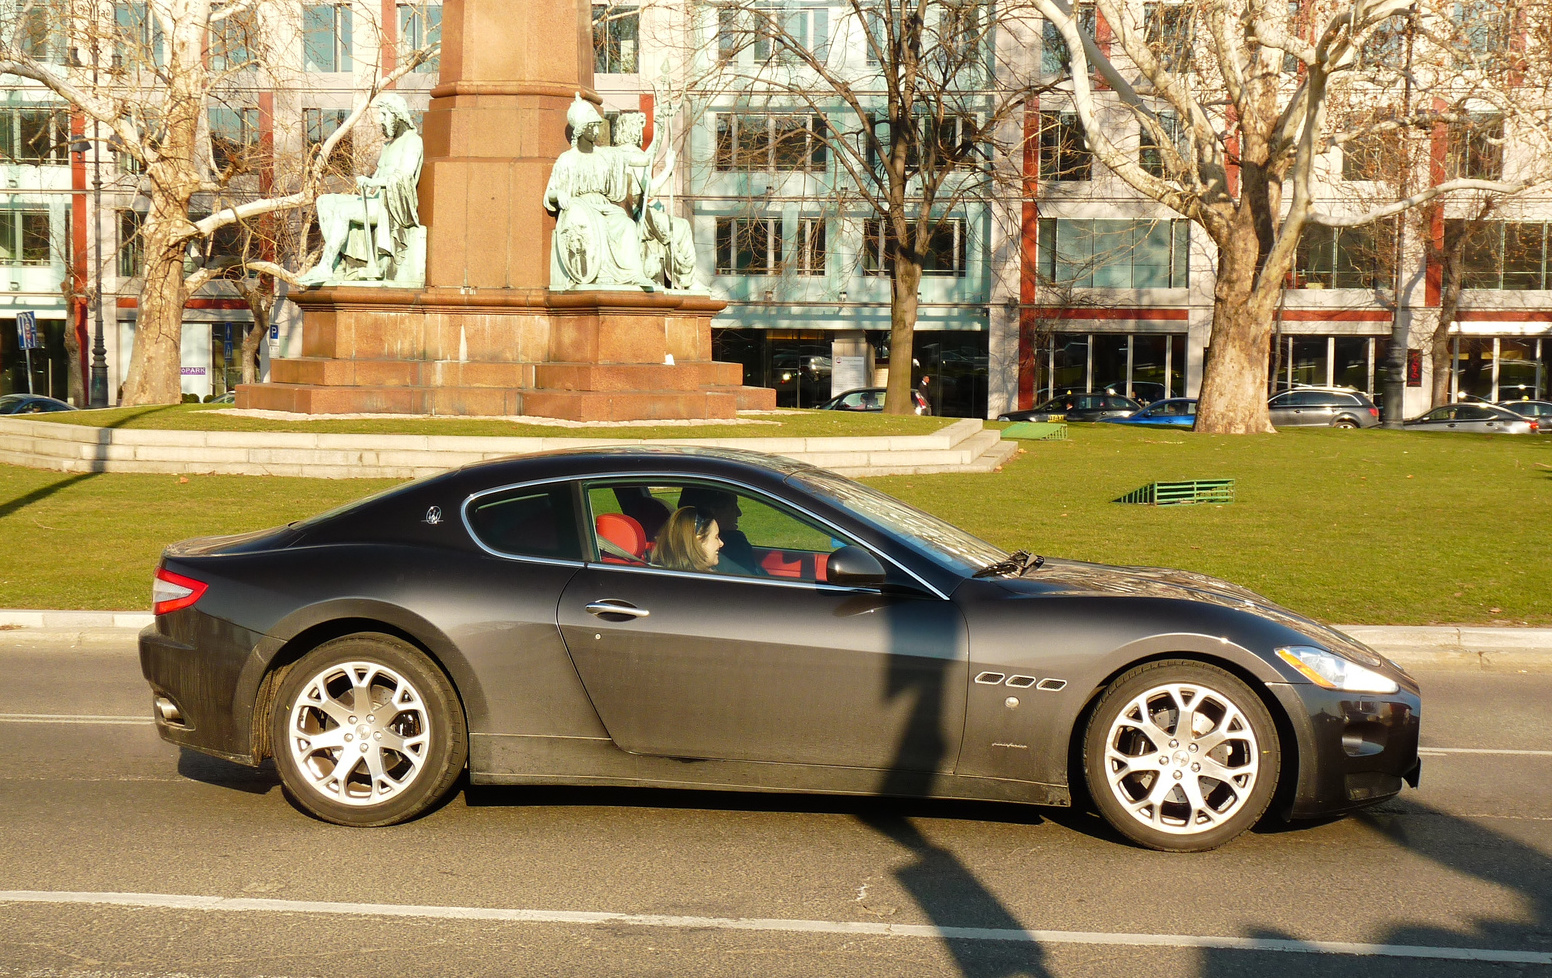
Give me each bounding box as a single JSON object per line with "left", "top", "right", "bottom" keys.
{"left": 139, "top": 614, "right": 265, "bottom": 766}
{"left": 1268, "top": 681, "right": 1421, "bottom": 818}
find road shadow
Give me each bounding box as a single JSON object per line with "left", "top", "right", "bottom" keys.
{"left": 177, "top": 748, "right": 279, "bottom": 794}
{"left": 1197, "top": 801, "right": 1552, "bottom": 977}
{"left": 0, "top": 472, "right": 99, "bottom": 521}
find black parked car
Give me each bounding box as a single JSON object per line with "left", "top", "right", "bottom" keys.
{"left": 997, "top": 393, "right": 1141, "bottom": 423}
{"left": 1267, "top": 388, "right": 1380, "bottom": 428}
{"left": 140, "top": 447, "right": 1420, "bottom": 851}
{"left": 0, "top": 393, "right": 76, "bottom": 414}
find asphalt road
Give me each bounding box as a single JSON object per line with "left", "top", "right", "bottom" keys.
{"left": 2, "top": 636, "right": 1550, "bottom": 978}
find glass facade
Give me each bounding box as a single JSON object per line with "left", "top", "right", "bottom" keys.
{"left": 1451, "top": 336, "right": 1548, "bottom": 401}
{"left": 1039, "top": 332, "right": 1186, "bottom": 402}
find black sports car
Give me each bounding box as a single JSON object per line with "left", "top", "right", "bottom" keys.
{"left": 997, "top": 393, "right": 1141, "bottom": 423}
{"left": 140, "top": 447, "right": 1420, "bottom": 851}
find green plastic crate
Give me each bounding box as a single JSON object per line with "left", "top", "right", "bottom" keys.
{"left": 1115, "top": 479, "right": 1235, "bottom": 506}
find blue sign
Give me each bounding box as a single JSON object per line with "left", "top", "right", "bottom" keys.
{"left": 16, "top": 311, "right": 38, "bottom": 351}
{"left": 224, "top": 323, "right": 233, "bottom": 361}
{"left": 270, "top": 324, "right": 279, "bottom": 340}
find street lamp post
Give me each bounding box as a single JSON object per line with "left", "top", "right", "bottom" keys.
{"left": 87, "top": 38, "right": 108, "bottom": 407}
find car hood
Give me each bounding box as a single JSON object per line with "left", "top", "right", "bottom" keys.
{"left": 993, "top": 557, "right": 1390, "bottom": 668}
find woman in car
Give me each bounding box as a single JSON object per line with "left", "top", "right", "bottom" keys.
{"left": 651, "top": 507, "right": 724, "bottom": 573}
{"left": 676, "top": 487, "right": 756, "bottom": 573}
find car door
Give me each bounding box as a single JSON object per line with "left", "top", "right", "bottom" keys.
{"left": 556, "top": 479, "right": 969, "bottom": 773}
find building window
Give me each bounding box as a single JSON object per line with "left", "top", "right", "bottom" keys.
{"left": 593, "top": 3, "right": 639, "bottom": 73}
{"left": 1341, "top": 114, "right": 1399, "bottom": 181}
{"left": 1452, "top": 0, "right": 1510, "bottom": 69}
{"left": 1446, "top": 115, "right": 1504, "bottom": 180}
{"left": 794, "top": 218, "right": 826, "bottom": 275}
{"left": 1040, "top": 4, "right": 1095, "bottom": 76}
{"left": 303, "top": 4, "right": 354, "bottom": 73}
{"left": 716, "top": 218, "right": 782, "bottom": 274}
{"left": 1293, "top": 222, "right": 1396, "bottom": 289}
{"left": 716, "top": 113, "right": 827, "bottom": 171}
{"left": 208, "top": 105, "right": 260, "bottom": 173}
{"left": 1038, "top": 111, "right": 1091, "bottom": 181}
{"left": 209, "top": 9, "right": 256, "bottom": 71}
{"left": 0, "top": 211, "right": 53, "bottom": 265}
{"left": 113, "top": 2, "right": 166, "bottom": 68}
{"left": 1446, "top": 220, "right": 1551, "bottom": 290}
{"left": 303, "top": 107, "right": 353, "bottom": 172}
{"left": 1144, "top": 3, "right": 1193, "bottom": 71}
{"left": 118, "top": 210, "right": 144, "bottom": 279}
{"left": 862, "top": 219, "right": 967, "bottom": 278}
{"left": 17, "top": 1, "right": 68, "bottom": 63}
{"left": 1139, "top": 111, "right": 1183, "bottom": 178}
{"left": 1037, "top": 218, "right": 1190, "bottom": 288}
{"left": 399, "top": 3, "right": 442, "bottom": 73}
{"left": 0, "top": 106, "right": 69, "bottom": 164}
{"left": 721, "top": 3, "right": 829, "bottom": 63}
{"left": 866, "top": 112, "right": 982, "bottom": 172}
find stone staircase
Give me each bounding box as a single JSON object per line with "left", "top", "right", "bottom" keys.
{"left": 0, "top": 416, "right": 1018, "bottom": 480}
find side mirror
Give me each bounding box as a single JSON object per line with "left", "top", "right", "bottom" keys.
{"left": 825, "top": 546, "right": 886, "bottom": 588}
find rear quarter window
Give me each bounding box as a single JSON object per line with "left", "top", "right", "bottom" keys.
{"left": 466, "top": 486, "right": 582, "bottom": 561}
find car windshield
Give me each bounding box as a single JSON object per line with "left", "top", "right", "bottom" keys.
{"left": 787, "top": 469, "right": 1007, "bottom": 576}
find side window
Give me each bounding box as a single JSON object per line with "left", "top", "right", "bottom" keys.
{"left": 584, "top": 480, "right": 853, "bottom": 582}
{"left": 465, "top": 486, "right": 582, "bottom": 560}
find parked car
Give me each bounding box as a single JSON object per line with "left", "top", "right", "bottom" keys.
{"left": 1101, "top": 398, "right": 1198, "bottom": 427}
{"left": 816, "top": 387, "right": 932, "bottom": 415}
{"left": 1267, "top": 388, "right": 1381, "bottom": 428}
{"left": 1499, "top": 400, "right": 1552, "bottom": 431}
{"left": 0, "top": 394, "right": 76, "bottom": 415}
{"left": 140, "top": 446, "right": 1420, "bottom": 851}
{"left": 1405, "top": 403, "right": 1539, "bottom": 434}
{"left": 1100, "top": 381, "right": 1168, "bottom": 404}
{"left": 997, "top": 393, "right": 1140, "bottom": 423}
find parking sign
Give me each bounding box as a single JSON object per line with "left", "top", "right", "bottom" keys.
{"left": 16, "top": 311, "right": 38, "bottom": 351}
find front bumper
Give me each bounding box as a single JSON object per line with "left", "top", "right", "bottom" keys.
{"left": 1268, "top": 681, "right": 1422, "bottom": 818}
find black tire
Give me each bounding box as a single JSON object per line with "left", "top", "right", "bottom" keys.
{"left": 1333, "top": 418, "right": 1359, "bottom": 429}
{"left": 271, "top": 633, "right": 467, "bottom": 827}
{"left": 1083, "top": 659, "right": 1279, "bottom": 852}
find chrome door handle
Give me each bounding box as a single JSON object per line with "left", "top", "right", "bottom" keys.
{"left": 586, "top": 600, "right": 650, "bottom": 619}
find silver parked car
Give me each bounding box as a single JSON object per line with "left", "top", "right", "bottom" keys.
{"left": 1499, "top": 400, "right": 1552, "bottom": 432}
{"left": 1405, "top": 403, "right": 1540, "bottom": 434}
{"left": 1267, "top": 388, "right": 1380, "bottom": 428}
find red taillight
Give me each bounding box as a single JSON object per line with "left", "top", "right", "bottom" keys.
{"left": 1532, "top": 420, "right": 1541, "bottom": 433}
{"left": 1370, "top": 408, "right": 1380, "bottom": 419}
{"left": 153, "top": 567, "right": 208, "bottom": 616}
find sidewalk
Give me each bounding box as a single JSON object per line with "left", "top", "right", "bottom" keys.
{"left": 4, "top": 610, "right": 1550, "bottom": 670}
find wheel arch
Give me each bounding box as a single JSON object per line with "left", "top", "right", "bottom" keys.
{"left": 245, "top": 606, "right": 486, "bottom": 763}
{"left": 1062, "top": 647, "right": 1301, "bottom": 824}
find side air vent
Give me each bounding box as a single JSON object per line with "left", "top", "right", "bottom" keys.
{"left": 1005, "top": 675, "right": 1037, "bottom": 688}
{"left": 974, "top": 671, "right": 1007, "bottom": 685}
{"left": 1036, "top": 678, "right": 1067, "bottom": 692}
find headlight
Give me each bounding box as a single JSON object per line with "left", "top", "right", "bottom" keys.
{"left": 1276, "top": 646, "right": 1399, "bottom": 694}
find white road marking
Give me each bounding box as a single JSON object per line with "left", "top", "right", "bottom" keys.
{"left": 1420, "top": 747, "right": 1552, "bottom": 757}
{"left": 0, "top": 713, "right": 152, "bottom": 725}
{"left": 0, "top": 891, "right": 1548, "bottom": 965}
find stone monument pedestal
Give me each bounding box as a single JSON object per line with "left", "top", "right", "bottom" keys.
{"left": 238, "top": 288, "right": 774, "bottom": 420}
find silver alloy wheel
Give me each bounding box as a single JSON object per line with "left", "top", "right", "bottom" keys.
{"left": 285, "top": 659, "right": 431, "bottom": 806}
{"left": 1100, "top": 680, "right": 1261, "bottom": 835}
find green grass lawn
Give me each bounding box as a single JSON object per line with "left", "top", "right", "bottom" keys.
{"left": 1, "top": 424, "right": 1547, "bottom": 624}
{"left": 37, "top": 404, "right": 952, "bottom": 439}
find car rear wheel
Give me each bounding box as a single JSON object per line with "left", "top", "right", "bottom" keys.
{"left": 1084, "top": 660, "right": 1279, "bottom": 851}
{"left": 271, "top": 633, "right": 467, "bottom": 827}
{"left": 1333, "top": 418, "right": 1359, "bottom": 428}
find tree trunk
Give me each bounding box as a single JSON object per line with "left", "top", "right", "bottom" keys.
{"left": 1195, "top": 220, "right": 1278, "bottom": 434}
{"left": 885, "top": 257, "right": 923, "bottom": 415}
{"left": 240, "top": 290, "right": 272, "bottom": 385}
{"left": 119, "top": 237, "right": 190, "bottom": 405}
{"left": 62, "top": 311, "right": 84, "bottom": 407}
{"left": 1431, "top": 273, "right": 1464, "bottom": 408}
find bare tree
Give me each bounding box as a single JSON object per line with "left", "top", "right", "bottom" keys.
{"left": 0, "top": 0, "right": 439, "bottom": 405}
{"left": 681, "top": 0, "right": 1046, "bottom": 414}
{"left": 1033, "top": 0, "right": 1552, "bottom": 431}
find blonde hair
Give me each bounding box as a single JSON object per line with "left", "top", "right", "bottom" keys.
{"left": 652, "top": 507, "right": 715, "bottom": 573}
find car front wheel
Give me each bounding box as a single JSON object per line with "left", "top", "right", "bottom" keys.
{"left": 1084, "top": 660, "right": 1280, "bottom": 851}
{"left": 271, "top": 633, "right": 467, "bottom": 827}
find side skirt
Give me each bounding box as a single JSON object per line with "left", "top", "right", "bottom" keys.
{"left": 469, "top": 732, "right": 1071, "bottom": 808}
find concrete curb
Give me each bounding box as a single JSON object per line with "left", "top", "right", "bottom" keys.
{"left": 4, "top": 612, "right": 1549, "bottom": 670}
